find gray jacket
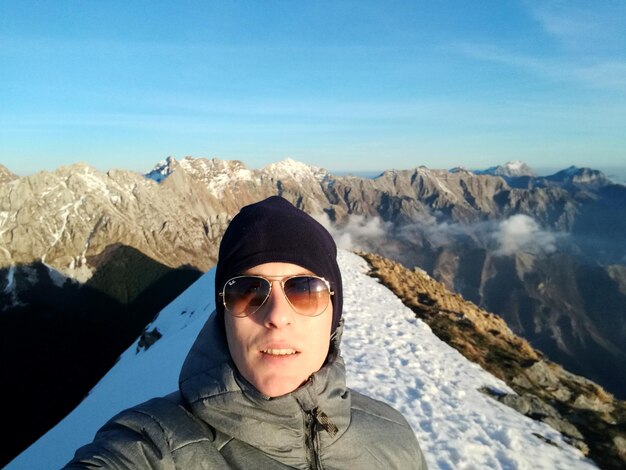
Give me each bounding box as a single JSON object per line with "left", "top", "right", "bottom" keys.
{"left": 65, "top": 313, "right": 427, "bottom": 469}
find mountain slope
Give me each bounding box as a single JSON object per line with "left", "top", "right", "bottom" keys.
{"left": 361, "top": 252, "right": 626, "bottom": 469}
{"left": 0, "top": 248, "right": 202, "bottom": 466}
{"left": 9, "top": 251, "right": 596, "bottom": 470}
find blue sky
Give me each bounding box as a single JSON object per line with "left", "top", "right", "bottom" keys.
{"left": 1, "top": 0, "right": 625, "bottom": 176}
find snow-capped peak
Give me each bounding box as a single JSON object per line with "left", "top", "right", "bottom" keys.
{"left": 262, "top": 158, "right": 328, "bottom": 181}
{"left": 476, "top": 161, "right": 536, "bottom": 178}
{"left": 500, "top": 160, "right": 536, "bottom": 177}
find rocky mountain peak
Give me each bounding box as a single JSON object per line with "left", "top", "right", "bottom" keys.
{"left": 176, "top": 157, "right": 255, "bottom": 196}
{"left": 449, "top": 166, "right": 473, "bottom": 175}
{"left": 179, "top": 156, "right": 249, "bottom": 175}
{"left": 546, "top": 166, "right": 610, "bottom": 187}
{"left": 0, "top": 164, "right": 18, "bottom": 184}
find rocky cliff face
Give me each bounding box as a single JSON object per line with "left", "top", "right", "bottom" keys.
{"left": 1, "top": 157, "right": 625, "bottom": 401}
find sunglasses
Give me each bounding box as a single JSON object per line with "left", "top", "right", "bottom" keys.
{"left": 220, "top": 275, "right": 334, "bottom": 317}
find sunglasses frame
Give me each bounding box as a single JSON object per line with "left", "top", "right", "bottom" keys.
{"left": 219, "top": 274, "right": 334, "bottom": 318}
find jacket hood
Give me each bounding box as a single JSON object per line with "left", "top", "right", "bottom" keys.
{"left": 178, "top": 312, "right": 350, "bottom": 465}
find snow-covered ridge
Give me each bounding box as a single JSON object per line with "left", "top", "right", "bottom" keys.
{"left": 8, "top": 251, "right": 596, "bottom": 469}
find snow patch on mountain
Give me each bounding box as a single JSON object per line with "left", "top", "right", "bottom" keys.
{"left": 477, "top": 160, "right": 537, "bottom": 178}
{"left": 262, "top": 158, "right": 328, "bottom": 182}
{"left": 3, "top": 265, "right": 15, "bottom": 294}
{"left": 75, "top": 166, "right": 111, "bottom": 195}
{"left": 176, "top": 157, "right": 256, "bottom": 196}
{"left": 9, "top": 251, "right": 596, "bottom": 469}
{"left": 0, "top": 210, "right": 12, "bottom": 240}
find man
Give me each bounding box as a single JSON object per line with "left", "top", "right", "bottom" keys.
{"left": 66, "top": 196, "right": 427, "bottom": 469}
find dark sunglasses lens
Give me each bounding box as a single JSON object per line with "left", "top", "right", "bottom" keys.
{"left": 283, "top": 277, "right": 330, "bottom": 316}
{"left": 223, "top": 277, "right": 270, "bottom": 316}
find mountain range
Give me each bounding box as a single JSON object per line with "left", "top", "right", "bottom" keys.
{"left": 1, "top": 157, "right": 625, "bottom": 465}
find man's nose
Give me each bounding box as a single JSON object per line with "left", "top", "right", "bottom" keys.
{"left": 261, "top": 283, "right": 294, "bottom": 328}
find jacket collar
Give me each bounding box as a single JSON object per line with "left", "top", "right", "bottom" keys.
{"left": 178, "top": 312, "right": 350, "bottom": 462}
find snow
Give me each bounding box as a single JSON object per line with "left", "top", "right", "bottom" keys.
{"left": 262, "top": 158, "right": 328, "bottom": 182}
{"left": 179, "top": 157, "right": 256, "bottom": 196}
{"left": 76, "top": 167, "right": 111, "bottom": 196}
{"left": 8, "top": 251, "right": 596, "bottom": 469}
{"left": 434, "top": 178, "right": 457, "bottom": 199}
{"left": 205, "top": 165, "right": 255, "bottom": 195}
{"left": 505, "top": 160, "right": 525, "bottom": 171}
{"left": 43, "top": 263, "right": 68, "bottom": 288}
{"left": 501, "top": 161, "right": 537, "bottom": 177}
{"left": 417, "top": 167, "right": 457, "bottom": 200}
{"left": 3, "top": 264, "right": 15, "bottom": 294}
{"left": 475, "top": 161, "right": 535, "bottom": 178}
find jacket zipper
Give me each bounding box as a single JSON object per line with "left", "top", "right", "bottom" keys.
{"left": 304, "top": 407, "right": 339, "bottom": 470}
{"left": 304, "top": 409, "right": 321, "bottom": 470}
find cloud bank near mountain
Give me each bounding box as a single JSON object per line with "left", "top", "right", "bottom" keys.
{"left": 316, "top": 213, "right": 391, "bottom": 252}
{"left": 319, "top": 211, "right": 563, "bottom": 258}
{"left": 494, "top": 214, "right": 558, "bottom": 256}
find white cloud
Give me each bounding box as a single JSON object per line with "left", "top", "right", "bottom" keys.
{"left": 317, "top": 210, "right": 562, "bottom": 260}
{"left": 396, "top": 211, "right": 562, "bottom": 258}
{"left": 494, "top": 214, "right": 557, "bottom": 256}
{"left": 314, "top": 213, "right": 391, "bottom": 252}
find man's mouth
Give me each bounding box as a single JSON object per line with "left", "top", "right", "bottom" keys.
{"left": 261, "top": 348, "right": 299, "bottom": 356}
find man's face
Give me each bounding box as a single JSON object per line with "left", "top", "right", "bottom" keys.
{"left": 224, "top": 262, "right": 333, "bottom": 397}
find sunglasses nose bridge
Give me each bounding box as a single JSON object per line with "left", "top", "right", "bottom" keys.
{"left": 260, "top": 279, "right": 296, "bottom": 325}
{"left": 267, "top": 279, "right": 293, "bottom": 303}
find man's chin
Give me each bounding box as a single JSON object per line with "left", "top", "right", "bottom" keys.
{"left": 253, "top": 374, "right": 306, "bottom": 398}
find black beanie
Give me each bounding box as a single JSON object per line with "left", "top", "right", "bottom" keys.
{"left": 215, "top": 196, "right": 343, "bottom": 332}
